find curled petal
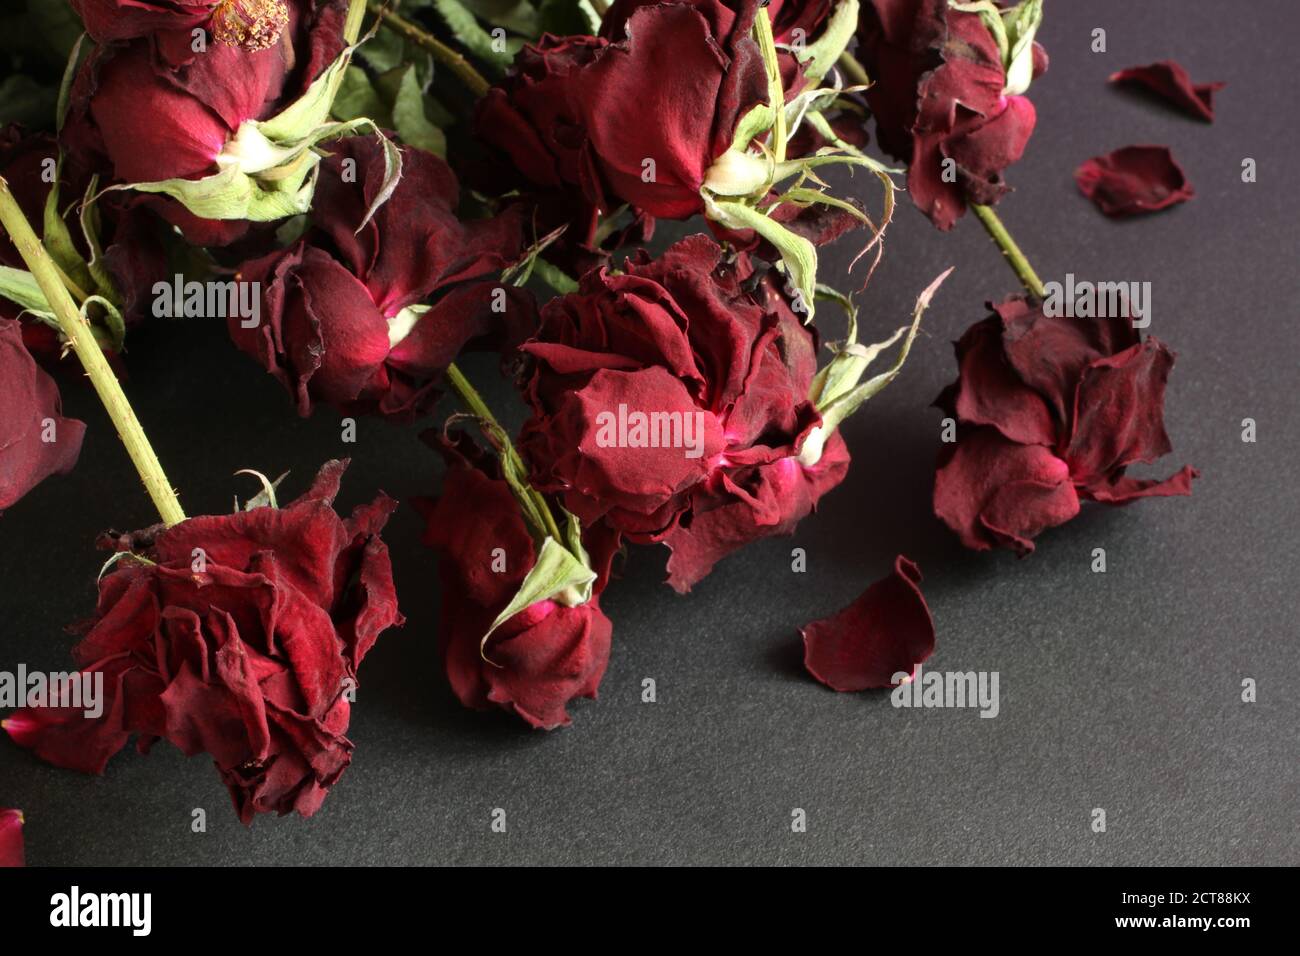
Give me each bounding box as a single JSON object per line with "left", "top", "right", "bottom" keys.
{"left": 801, "top": 556, "right": 935, "bottom": 692}
{"left": 1109, "top": 61, "right": 1224, "bottom": 122}
{"left": 1075, "top": 145, "right": 1194, "bottom": 217}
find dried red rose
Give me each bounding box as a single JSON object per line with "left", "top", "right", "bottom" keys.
{"left": 521, "top": 236, "right": 817, "bottom": 526}
{"left": 1075, "top": 145, "right": 1194, "bottom": 217}
{"left": 61, "top": 0, "right": 349, "bottom": 245}
{"left": 0, "top": 809, "right": 23, "bottom": 867}
{"left": 478, "top": 0, "right": 769, "bottom": 222}
{"left": 933, "top": 296, "right": 1197, "bottom": 553}
{"left": 858, "top": 0, "right": 1048, "bottom": 229}
{"left": 3, "top": 460, "right": 403, "bottom": 823}
{"left": 1109, "top": 60, "right": 1225, "bottom": 122}
{"left": 0, "top": 318, "right": 86, "bottom": 514}
{"left": 415, "top": 444, "right": 616, "bottom": 730}
{"left": 801, "top": 556, "right": 935, "bottom": 691}
{"left": 229, "top": 136, "right": 531, "bottom": 420}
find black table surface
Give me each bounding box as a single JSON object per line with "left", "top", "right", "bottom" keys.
{"left": 2, "top": 0, "right": 1296, "bottom": 866}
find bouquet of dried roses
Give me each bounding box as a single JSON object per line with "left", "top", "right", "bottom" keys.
{"left": 0, "top": 0, "right": 1199, "bottom": 844}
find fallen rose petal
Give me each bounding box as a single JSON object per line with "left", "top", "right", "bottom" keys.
{"left": 0, "top": 808, "right": 23, "bottom": 867}
{"left": 1109, "top": 60, "right": 1225, "bottom": 122}
{"left": 801, "top": 556, "right": 935, "bottom": 692}
{"left": 1075, "top": 145, "right": 1194, "bottom": 217}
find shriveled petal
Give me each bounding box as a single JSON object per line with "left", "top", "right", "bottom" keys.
{"left": 1109, "top": 60, "right": 1224, "bottom": 122}
{"left": 801, "top": 555, "right": 935, "bottom": 691}
{"left": 934, "top": 426, "right": 1079, "bottom": 554}
{"left": 1075, "top": 145, "right": 1194, "bottom": 217}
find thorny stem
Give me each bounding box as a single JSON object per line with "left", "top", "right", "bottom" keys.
{"left": 0, "top": 177, "right": 186, "bottom": 526}
{"left": 366, "top": 2, "right": 492, "bottom": 97}
{"left": 970, "top": 202, "right": 1046, "bottom": 298}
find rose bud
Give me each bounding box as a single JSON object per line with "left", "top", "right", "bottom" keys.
{"left": 61, "top": 0, "right": 390, "bottom": 246}
{"left": 0, "top": 809, "right": 23, "bottom": 867}
{"left": 933, "top": 295, "right": 1198, "bottom": 554}
{"left": 801, "top": 556, "right": 935, "bottom": 692}
{"left": 858, "top": 0, "right": 1048, "bottom": 230}
{"left": 71, "top": 0, "right": 290, "bottom": 50}
{"left": 3, "top": 461, "right": 404, "bottom": 823}
{"left": 415, "top": 436, "right": 617, "bottom": 730}
{"left": 229, "top": 136, "right": 532, "bottom": 420}
{"left": 0, "top": 125, "right": 167, "bottom": 362}
{"left": 0, "top": 318, "right": 86, "bottom": 514}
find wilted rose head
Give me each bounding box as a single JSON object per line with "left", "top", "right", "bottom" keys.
{"left": 415, "top": 439, "right": 617, "bottom": 730}
{"left": 228, "top": 136, "right": 533, "bottom": 419}
{"left": 933, "top": 295, "right": 1197, "bottom": 553}
{"left": 3, "top": 460, "right": 403, "bottom": 824}
{"left": 61, "top": 0, "right": 350, "bottom": 245}
{"left": 477, "top": 0, "right": 771, "bottom": 222}
{"left": 517, "top": 236, "right": 847, "bottom": 590}
{"left": 0, "top": 319, "right": 86, "bottom": 515}
{"left": 858, "top": 0, "right": 1048, "bottom": 229}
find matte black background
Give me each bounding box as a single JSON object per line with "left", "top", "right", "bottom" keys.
{"left": 2, "top": 0, "right": 1297, "bottom": 866}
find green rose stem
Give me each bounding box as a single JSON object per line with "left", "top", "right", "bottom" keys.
{"left": 443, "top": 361, "right": 564, "bottom": 544}
{"left": 0, "top": 177, "right": 186, "bottom": 526}
{"left": 969, "top": 202, "right": 1045, "bottom": 298}
{"left": 366, "top": 2, "right": 491, "bottom": 97}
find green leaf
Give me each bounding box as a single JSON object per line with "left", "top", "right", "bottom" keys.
{"left": 538, "top": 0, "right": 599, "bottom": 36}
{"left": 332, "top": 65, "right": 392, "bottom": 126}
{"left": 433, "top": 0, "right": 516, "bottom": 72}
{"left": 390, "top": 64, "right": 447, "bottom": 156}
{"left": 461, "top": 0, "right": 542, "bottom": 35}
{"left": 480, "top": 536, "right": 597, "bottom": 657}
{"left": 0, "top": 265, "right": 54, "bottom": 318}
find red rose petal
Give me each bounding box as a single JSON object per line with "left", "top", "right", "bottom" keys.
{"left": 0, "top": 808, "right": 23, "bottom": 867}
{"left": 934, "top": 426, "right": 1080, "bottom": 554}
{"left": 1075, "top": 145, "right": 1194, "bottom": 217}
{"left": 1064, "top": 339, "right": 1177, "bottom": 484}
{"left": 1109, "top": 60, "right": 1225, "bottom": 122}
{"left": 801, "top": 556, "right": 935, "bottom": 692}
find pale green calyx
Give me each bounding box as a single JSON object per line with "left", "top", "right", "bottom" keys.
{"left": 703, "top": 147, "right": 773, "bottom": 197}
{"left": 798, "top": 268, "right": 953, "bottom": 467}
{"left": 386, "top": 303, "right": 430, "bottom": 349}
{"left": 104, "top": 36, "right": 403, "bottom": 229}
{"left": 950, "top": 0, "right": 1043, "bottom": 96}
